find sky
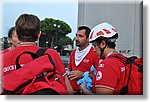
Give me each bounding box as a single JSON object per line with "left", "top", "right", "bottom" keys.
{"left": 0, "top": 0, "right": 78, "bottom": 40}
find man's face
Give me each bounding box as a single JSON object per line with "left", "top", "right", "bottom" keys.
{"left": 8, "top": 31, "right": 19, "bottom": 48}
{"left": 75, "top": 29, "right": 88, "bottom": 47}
{"left": 92, "top": 42, "right": 101, "bottom": 58}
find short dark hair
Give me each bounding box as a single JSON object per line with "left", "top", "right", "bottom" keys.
{"left": 8, "top": 27, "right": 15, "bottom": 38}
{"left": 94, "top": 33, "right": 118, "bottom": 49}
{"left": 15, "top": 14, "right": 41, "bottom": 42}
{"left": 78, "top": 26, "right": 91, "bottom": 38}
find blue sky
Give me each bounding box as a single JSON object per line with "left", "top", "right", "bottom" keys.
{"left": 0, "top": 0, "right": 78, "bottom": 40}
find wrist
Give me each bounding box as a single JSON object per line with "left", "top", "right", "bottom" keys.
{"left": 80, "top": 85, "right": 86, "bottom": 90}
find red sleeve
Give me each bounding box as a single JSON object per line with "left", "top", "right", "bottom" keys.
{"left": 67, "top": 55, "right": 72, "bottom": 70}
{"left": 93, "top": 52, "right": 100, "bottom": 70}
{"left": 95, "top": 61, "right": 118, "bottom": 90}
{"left": 90, "top": 47, "right": 100, "bottom": 70}
{"left": 46, "top": 49, "right": 65, "bottom": 75}
{"left": 67, "top": 50, "right": 75, "bottom": 70}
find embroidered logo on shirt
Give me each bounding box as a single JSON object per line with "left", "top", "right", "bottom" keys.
{"left": 83, "top": 59, "right": 90, "bottom": 63}
{"left": 99, "top": 64, "right": 104, "bottom": 68}
{"left": 121, "top": 67, "right": 125, "bottom": 72}
{"left": 96, "top": 71, "right": 102, "bottom": 80}
{"left": 98, "top": 59, "right": 104, "bottom": 68}
{"left": 99, "top": 59, "right": 103, "bottom": 64}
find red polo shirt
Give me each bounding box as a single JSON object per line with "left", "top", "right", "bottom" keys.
{"left": 68, "top": 47, "right": 99, "bottom": 91}
{"left": 93, "top": 53, "right": 126, "bottom": 94}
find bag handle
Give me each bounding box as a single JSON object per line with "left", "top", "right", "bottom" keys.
{"left": 15, "top": 48, "right": 56, "bottom": 72}
{"left": 15, "top": 51, "right": 40, "bottom": 69}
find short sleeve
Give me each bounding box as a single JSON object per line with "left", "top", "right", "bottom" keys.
{"left": 95, "top": 61, "right": 118, "bottom": 90}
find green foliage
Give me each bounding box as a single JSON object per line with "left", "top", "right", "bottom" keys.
{"left": 0, "top": 37, "right": 10, "bottom": 50}
{"left": 40, "top": 18, "right": 72, "bottom": 48}
{"left": 59, "top": 36, "right": 73, "bottom": 46}
{"left": 41, "top": 18, "right": 72, "bottom": 35}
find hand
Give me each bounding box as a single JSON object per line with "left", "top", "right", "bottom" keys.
{"left": 69, "top": 70, "right": 84, "bottom": 80}
{"left": 80, "top": 82, "right": 87, "bottom": 89}
{"left": 80, "top": 82, "right": 94, "bottom": 95}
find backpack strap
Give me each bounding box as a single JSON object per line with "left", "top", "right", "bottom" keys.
{"left": 37, "top": 48, "right": 56, "bottom": 73}
{"left": 16, "top": 48, "right": 47, "bottom": 69}
{"left": 35, "top": 48, "right": 56, "bottom": 78}
{"left": 36, "top": 48, "right": 47, "bottom": 56}
{"left": 16, "top": 51, "right": 39, "bottom": 69}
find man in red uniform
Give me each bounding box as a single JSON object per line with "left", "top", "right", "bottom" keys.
{"left": 79, "top": 22, "right": 127, "bottom": 95}
{"left": 1, "top": 14, "right": 73, "bottom": 94}
{"left": 67, "top": 26, "right": 99, "bottom": 94}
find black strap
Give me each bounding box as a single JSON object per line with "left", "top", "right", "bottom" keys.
{"left": 36, "top": 48, "right": 47, "bottom": 57}
{"left": 16, "top": 48, "right": 47, "bottom": 69}
{"left": 16, "top": 51, "right": 39, "bottom": 69}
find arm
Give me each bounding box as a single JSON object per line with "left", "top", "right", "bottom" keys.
{"left": 64, "top": 75, "right": 74, "bottom": 95}
{"left": 80, "top": 83, "right": 114, "bottom": 95}
{"left": 95, "top": 87, "right": 114, "bottom": 95}
{"left": 79, "top": 82, "right": 95, "bottom": 95}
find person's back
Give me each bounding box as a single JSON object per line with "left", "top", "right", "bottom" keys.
{"left": 1, "top": 14, "right": 73, "bottom": 94}
{"left": 2, "top": 14, "right": 42, "bottom": 75}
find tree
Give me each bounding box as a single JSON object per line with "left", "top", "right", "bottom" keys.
{"left": 40, "top": 18, "right": 72, "bottom": 48}
{"left": 57, "top": 36, "right": 73, "bottom": 55}
{"left": 59, "top": 36, "right": 73, "bottom": 46}
{"left": 0, "top": 37, "right": 10, "bottom": 50}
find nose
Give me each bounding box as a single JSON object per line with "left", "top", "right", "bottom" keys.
{"left": 75, "top": 36, "right": 79, "bottom": 41}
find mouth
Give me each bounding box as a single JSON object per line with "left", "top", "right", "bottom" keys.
{"left": 76, "top": 40, "right": 80, "bottom": 44}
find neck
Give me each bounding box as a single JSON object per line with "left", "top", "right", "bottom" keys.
{"left": 10, "top": 46, "right": 15, "bottom": 50}
{"left": 19, "top": 42, "right": 36, "bottom": 46}
{"left": 79, "top": 43, "right": 89, "bottom": 51}
{"left": 105, "top": 48, "right": 116, "bottom": 58}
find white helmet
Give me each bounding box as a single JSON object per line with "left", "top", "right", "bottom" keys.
{"left": 89, "top": 22, "right": 118, "bottom": 42}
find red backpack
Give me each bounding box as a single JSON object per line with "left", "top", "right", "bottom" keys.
{"left": 2, "top": 48, "right": 67, "bottom": 95}
{"left": 111, "top": 55, "right": 143, "bottom": 95}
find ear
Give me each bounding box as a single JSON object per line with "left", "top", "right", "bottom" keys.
{"left": 99, "top": 40, "right": 106, "bottom": 48}
{"left": 87, "top": 37, "right": 89, "bottom": 42}
{"left": 7, "top": 38, "right": 12, "bottom": 43}
{"left": 37, "top": 31, "right": 41, "bottom": 39}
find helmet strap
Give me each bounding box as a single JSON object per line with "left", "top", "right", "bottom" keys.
{"left": 99, "top": 45, "right": 106, "bottom": 58}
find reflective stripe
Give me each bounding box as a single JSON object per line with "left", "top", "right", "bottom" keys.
{"left": 95, "top": 85, "right": 115, "bottom": 90}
